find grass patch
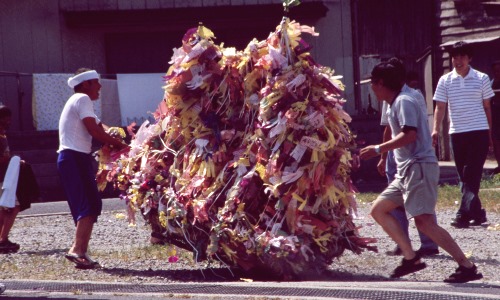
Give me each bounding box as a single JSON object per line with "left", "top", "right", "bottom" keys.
{"left": 355, "top": 193, "right": 379, "bottom": 205}
{"left": 356, "top": 176, "right": 500, "bottom": 212}
{"left": 477, "top": 189, "right": 500, "bottom": 213}
{"left": 481, "top": 173, "right": 500, "bottom": 189}
{"left": 96, "top": 244, "right": 194, "bottom": 263}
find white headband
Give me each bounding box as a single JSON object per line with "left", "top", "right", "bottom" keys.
{"left": 67, "top": 70, "right": 100, "bottom": 88}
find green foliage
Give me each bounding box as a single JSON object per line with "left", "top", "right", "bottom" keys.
{"left": 481, "top": 173, "right": 500, "bottom": 189}
{"left": 357, "top": 178, "right": 499, "bottom": 212}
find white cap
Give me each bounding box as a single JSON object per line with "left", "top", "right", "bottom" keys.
{"left": 67, "top": 70, "right": 99, "bottom": 88}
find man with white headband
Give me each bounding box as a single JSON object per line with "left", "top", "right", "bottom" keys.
{"left": 57, "top": 68, "right": 127, "bottom": 269}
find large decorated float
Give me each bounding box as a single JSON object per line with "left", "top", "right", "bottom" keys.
{"left": 97, "top": 8, "right": 376, "bottom": 278}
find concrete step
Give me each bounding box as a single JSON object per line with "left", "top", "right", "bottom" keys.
{"left": 8, "top": 130, "right": 59, "bottom": 150}
{"left": 35, "top": 176, "right": 63, "bottom": 202}
{"left": 39, "top": 187, "right": 67, "bottom": 202}
{"left": 31, "top": 163, "right": 58, "bottom": 178}
{"left": 7, "top": 131, "right": 62, "bottom": 202}
{"left": 12, "top": 150, "right": 58, "bottom": 165}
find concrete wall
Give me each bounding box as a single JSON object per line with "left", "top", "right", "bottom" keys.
{"left": 0, "top": 0, "right": 355, "bottom": 132}
{"left": 304, "top": 0, "right": 355, "bottom": 114}
{"left": 0, "top": 0, "right": 355, "bottom": 201}
{"left": 0, "top": 1, "right": 62, "bottom": 131}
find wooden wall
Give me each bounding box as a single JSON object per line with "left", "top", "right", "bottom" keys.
{"left": 438, "top": 0, "right": 500, "bottom": 73}
{"left": 0, "top": 1, "right": 62, "bottom": 131}
{"left": 356, "top": 0, "right": 435, "bottom": 74}
{"left": 353, "top": 0, "right": 436, "bottom": 121}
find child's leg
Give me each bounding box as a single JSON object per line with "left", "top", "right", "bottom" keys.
{"left": 0, "top": 206, "right": 20, "bottom": 242}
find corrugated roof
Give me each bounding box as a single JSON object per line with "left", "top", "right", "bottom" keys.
{"left": 440, "top": 36, "right": 500, "bottom": 47}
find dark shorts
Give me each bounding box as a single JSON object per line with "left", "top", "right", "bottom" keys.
{"left": 57, "top": 149, "right": 102, "bottom": 225}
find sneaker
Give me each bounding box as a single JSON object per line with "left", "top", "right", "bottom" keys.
{"left": 390, "top": 254, "right": 427, "bottom": 278}
{"left": 415, "top": 247, "right": 439, "bottom": 257}
{"left": 385, "top": 246, "right": 403, "bottom": 256}
{"left": 451, "top": 217, "right": 469, "bottom": 228}
{"left": 470, "top": 217, "right": 487, "bottom": 226}
{"left": 0, "top": 239, "right": 20, "bottom": 253}
{"left": 444, "top": 264, "right": 483, "bottom": 283}
{"left": 470, "top": 210, "right": 487, "bottom": 226}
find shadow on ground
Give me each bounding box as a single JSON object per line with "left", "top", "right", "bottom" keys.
{"left": 99, "top": 266, "right": 389, "bottom": 282}
{"left": 21, "top": 249, "right": 67, "bottom": 256}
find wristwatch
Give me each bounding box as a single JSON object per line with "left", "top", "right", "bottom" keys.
{"left": 374, "top": 145, "right": 381, "bottom": 154}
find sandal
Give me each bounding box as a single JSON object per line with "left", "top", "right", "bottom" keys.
{"left": 390, "top": 253, "right": 426, "bottom": 278}
{"left": 0, "top": 239, "right": 20, "bottom": 254}
{"left": 82, "top": 253, "right": 101, "bottom": 268}
{"left": 444, "top": 264, "right": 483, "bottom": 283}
{"left": 64, "top": 253, "right": 101, "bottom": 269}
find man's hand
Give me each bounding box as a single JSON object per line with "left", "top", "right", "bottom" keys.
{"left": 431, "top": 131, "right": 439, "bottom": 147}
{"left": 114, "top": 142, "right": 129, "bottom": 151}
{"left": 377, "top": 157, "right": 386, "bottom": 176}
{"left": 360, "top": 145, "right": 379, "bottom": 160}
{"left": 432, "top": 101, "right": 446, "bottom": 147}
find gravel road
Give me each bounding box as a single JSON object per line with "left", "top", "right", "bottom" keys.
{"left": 1, "top": 202, "right": 498, "bottom": 284}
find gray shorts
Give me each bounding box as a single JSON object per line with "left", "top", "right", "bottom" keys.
{"left": 379, "top": 162, "right": 439, "bottom": 218}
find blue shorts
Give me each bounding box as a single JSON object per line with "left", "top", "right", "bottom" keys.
{"left": 57, "top": 149, "right": 102, "bottom": 225}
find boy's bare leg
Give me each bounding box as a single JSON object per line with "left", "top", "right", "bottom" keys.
{"left": 414, "top": 214, "right": 473, "bottom": 268}
{"left": 370, "top": 198, "right": 416, "bottom": 260}
{"left": 0, "top": 206, "right": 20, "bottom": 242}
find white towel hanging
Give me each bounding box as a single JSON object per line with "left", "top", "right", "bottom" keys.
{"left": 0, "top": 156, "right": 21, "bottom": 208}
